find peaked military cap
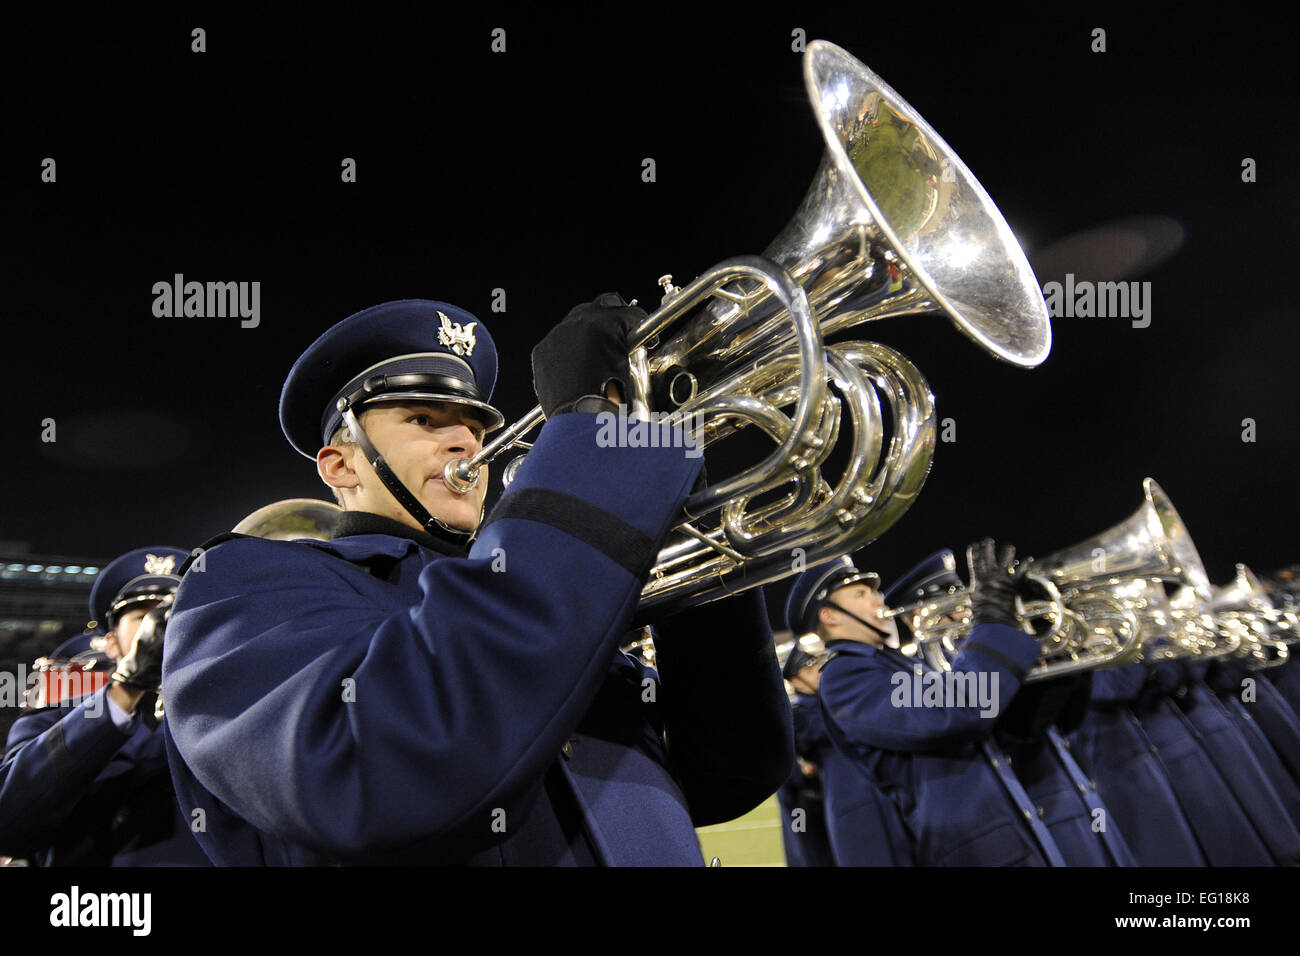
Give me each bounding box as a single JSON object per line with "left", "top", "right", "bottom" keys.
{"left": 279, "top": 300, "right": 504, "bottom": 459}
{"left": 779, "top": 634, "right": 829, "bottom": 681}
{"left": 88, "top": 546, "right": 188, "bottom": 629}
{"left": 785, "top": 555, "right": 881, "bottom": 635}
{"left": 884, "top": 549, "right": 965, "bottom": 609}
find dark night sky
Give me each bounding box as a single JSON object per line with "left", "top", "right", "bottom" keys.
{"left": 2, "top": 9, "right": 1298, "bottom": 624}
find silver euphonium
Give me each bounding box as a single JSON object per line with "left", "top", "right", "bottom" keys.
{"left": 899, "top": 479, "right": 1209, "bottom": 680}
{"left": 443, "top": 40, "right": 1051, "bottom": 614}
{"left": 1206, "top": 564, "right": 1292, "bottom": 668}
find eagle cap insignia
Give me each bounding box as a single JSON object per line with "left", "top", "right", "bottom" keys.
{"left": 436, "top": 311, "right": 477, "bottom": 357}
{"left": 144, "top": 553, "right": 177, "bottom": 575}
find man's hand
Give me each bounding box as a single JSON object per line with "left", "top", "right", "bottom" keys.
{"left": 967, "top": 538, "right": 1026, "bottom": 629}
{"left": 110, "top": 601, "right": 170, "bottom": 713}
{"left": 531, "top": 293, "right": 643, "bottom": 417}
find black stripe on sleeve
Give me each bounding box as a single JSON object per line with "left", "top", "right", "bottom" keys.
{"left": 482, "top": 488, "right": 656, "bottom": 578}
{"left": 962, "top": 640, "right": 1029, "bottom": 683}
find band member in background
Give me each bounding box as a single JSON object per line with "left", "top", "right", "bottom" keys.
{"left": 775, "top": 636, "right": 838, "bottom": 867}
{"left": 1121, "top": 659, "right": 1283, "bottom": 865}
{"left": 812, "top": 544, "right": 1071, "bottom": 865}
{"left": 162, "top": 297, "right": 792, "bottom": 866}
{"left": 1165, "top": 657, "right": 1300, "bottom": 864}
{"left": 782, "top": 567, "right": 916, "bottom": 867}
{"left": 976, "top": 622, "right": 1136, "bottom": 863}
{"left": 1067, "top": 661, "right": 1209, "bottom": 865}
{"left": 1205, "top": 655, "right": 1300, "bottom": 815}
{"left": 882, "top": 549, "right": 1140, "bottom": 865}
{"left": 0, "top": 547, "right": 209, "bottom": 865}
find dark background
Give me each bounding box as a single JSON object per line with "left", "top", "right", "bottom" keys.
{"left": 2, "top": 8, "right": 1297, "bottom": 628}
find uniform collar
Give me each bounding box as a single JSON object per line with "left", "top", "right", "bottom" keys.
{"left": 333, "top": 510, "right": 468, "bottom": 559}
{"left": 824, "top": 638, "right": 875, "bottom": 653}
{"left": 824, "top": 639, "right": 911, "bottom": 666}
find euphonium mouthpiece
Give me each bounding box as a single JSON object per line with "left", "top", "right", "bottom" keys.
{"left": 443, "top": 458, "right": 481, "bottom": 495}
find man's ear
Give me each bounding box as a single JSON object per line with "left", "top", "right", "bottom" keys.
{"left": 817, "top": 604, "right": 838, "bottom": 628}
{"left": 317, "top": 444, "right": 360, "bottom": 496}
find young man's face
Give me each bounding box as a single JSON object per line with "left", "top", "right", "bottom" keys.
{"left": 831, "top": 581, "right": 887, "bottom": 627}
{"left": 822, "top": 581, "right": 895, "bottom": 645}
{"left": 329, "top": 400, "right": 490, "bottom": 532}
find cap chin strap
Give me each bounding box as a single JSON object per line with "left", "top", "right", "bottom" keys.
{"left": 340, "top": 403, "right": 481, "bottom": 548}
{"left": 823, "top": 601, "right": 892, "bottom": 642}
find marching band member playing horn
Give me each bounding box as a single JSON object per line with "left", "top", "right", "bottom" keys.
{"left": 161, "top": 297, "right": 792, "bottom": 866}
{"left": 0, "top": 548, "right": 209, "bottom": 866}
{"left": 811, "top": 543, "right": 1080, "bottom": 866}
{"left": 779, "top": 581, "right": 915, "bottom": 868}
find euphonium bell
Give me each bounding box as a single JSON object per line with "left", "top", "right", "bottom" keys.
{"left": 231, "top": 498, "right": 344, "bottom": 542}
{"left": 647, "top": 40, "right": 1051, "bottom": 393}
{"left": 1029, "top": 478, "right": 1212, "bottom": 601}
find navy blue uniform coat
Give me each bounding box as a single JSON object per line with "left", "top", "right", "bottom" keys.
{"left": 796, "top": 689, "right": 915, "bottom": 866}
{"left": 1128, "top": 663, "right": 1277, "bottom": 865}
{"left": 776, "top": 695, "right": 839, "bottom": 867}
{"left": 1068, "top": 663, "right": 1207, "bottom": 865}
{"left": 817, "top": 628, "right": 1059, "bottom": 866}
{"left": 162, "top": 414, "right": 792, "bottom": 865}
{"left": 0, "top": 688, "right": 209, "bottom": 865}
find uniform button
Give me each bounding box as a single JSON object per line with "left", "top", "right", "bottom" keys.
{"left": 1089, "top": 780, "right": 1097, "bottom": 792}
{"left": 990, "top": 757, "right": 1001, "bottom": 769}
{"left": 561, "top": 740, "right": 575, "bottom": 760}
{"left": 1022, "top": 808, "right": 1033, "bottom": 821}
{"left": 1077, "top": 782, "right": 1088, "bottom": 795}
{"left": 1037, "top": 806, "right": 1045, "bottom": 819}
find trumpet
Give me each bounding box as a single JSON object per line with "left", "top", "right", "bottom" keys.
{"left": 444, "top": 40, "right": 1051, "bottom": 614}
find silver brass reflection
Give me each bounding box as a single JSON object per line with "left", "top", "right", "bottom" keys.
{"left": 445, "top": 40, "right": 1051, "bottom": 613}
{"left": 898, "top": 478, "right": 1210, "bottom": 681}
{"left": 232, "top": 498, "right": 344, "bottom": 542}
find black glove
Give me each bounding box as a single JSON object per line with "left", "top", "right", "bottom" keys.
{"left": 531, "top": 293, "right": 643, "bottom": 418}
{"left": 967, "top": 538, "right": 1026, "bottom": 629}
{"left": 111, "top": 601, "right": 170, "bottom": 693}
